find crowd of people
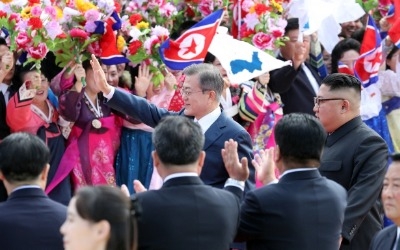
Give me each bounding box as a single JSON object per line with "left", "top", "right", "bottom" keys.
{"left": 0, "top": 1, "right": 399, "bottom": 249}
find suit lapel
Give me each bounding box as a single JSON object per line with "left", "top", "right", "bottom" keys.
{"left": 388, "top": 225, "right": 398, "bottom": 249}
{"left": 203, "top": 113, "right": 227, "bottom": 150}
{"left": 326, "top": 117, "right": 363, "bottom": 147}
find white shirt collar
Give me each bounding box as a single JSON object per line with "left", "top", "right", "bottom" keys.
{"left": 12, "top": 185, "right": 41, "bottom": 193}
{"left": 194, "top": 107, "right": 221, "bottom": 134}
{"left": 164, "top": 172, "right": 198, "bottom": 183}
{"left": 279, "top": 168, "right": 318, "bottom": 179}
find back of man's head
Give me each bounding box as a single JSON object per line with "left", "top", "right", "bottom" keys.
{"left": 0, "top": 133, "right": 50, "bottom": 183}
{"left": 275, "top": 113, "right": 326, "bottom": 167}
{"left": 153, "top": 116, "right": 204, "bottom": 166}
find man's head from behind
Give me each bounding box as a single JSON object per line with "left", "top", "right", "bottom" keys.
{"left": 314, "top": 73, "right": 361, "bottom": 133}
{"left": 152, "top": 116, "right": 205, "bottom": 178}
{"left": 0, "top": 133, "right": 50, "bottom": 192}
{"left": 274, "top": 113, "right": 326, "bottom": 171}
{"left": 382, "top": 154, "right": 400, "bottom": 226}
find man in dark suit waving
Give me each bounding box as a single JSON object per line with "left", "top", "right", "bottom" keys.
{"left": 0, "top": 132, "right": 66, "bottom": 250}
{"left": 90, "top": 55, "right": 255, "bottom": 191}
{"left": 370, "top": 153, "right": 400, "bottom": 250}
{"left": 134, "top": 116, "right": 245, "bottom": 249}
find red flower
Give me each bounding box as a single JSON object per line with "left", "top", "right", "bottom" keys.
{"left": 28, "top": 17, "right": 43, "bottom": 29}
{"left": 185, "top": 6, "right": 195, "bottom": 18}
{"left": 69, "top": 28, "right": 89, "bottom": 40}
{"left": 254, "top": 3, "right": 270, "bottom": 15}
{"left": 56, "top": 33, "right": 67, "bottom": 39}
{"left": 240, "top": 24, "right": 254, "bottom": 38}
{"left": 129, "top": 14, "right": 142, "bottom": 26}
{"left": 128, "top": 40, "right": 142, "bottom": 55}
{"left": 0, "top": 11, "right": 6, "bottom": 18}
{"left": 271, "top": 28, "right": 284, "bottom": 38}
{"left": 28, "top": 0, "right": 40, "bottom": 6}
{"left": 27, "top": 43, "right": 48, "bottom": 60}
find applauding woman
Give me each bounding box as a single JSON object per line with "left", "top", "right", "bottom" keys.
{"left": 6, "top": 65, "right": 72, "bottom": 205}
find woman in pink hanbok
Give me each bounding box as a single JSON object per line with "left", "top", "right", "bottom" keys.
{"left": 46, "top": 61, "right": 122, "bottom": 193}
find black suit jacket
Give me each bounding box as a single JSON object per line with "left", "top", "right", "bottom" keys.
{"left": 319, "top": 116, "right": 389, "bottom": 250}
{"left": 236, "top": 169, "right": 347, "bottom": 250}
{"left": 106, "top": 88, "right": 255, "bottom": 190}
{"left": 135, "top": 176, "right": 242, "bottom": 250}
{"left": 0, "top": 188, "right": 67, "bottom": 250}
{"left": 369, "top": 225, "right": 397, "bottom": 250}
{"left": 0, "top": 85, "right": 17, "bottom": 202}
{"left": 269, "top": 59, "right": 321, "bottom": 115}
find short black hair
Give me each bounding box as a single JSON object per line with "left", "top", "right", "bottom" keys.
{"left": 285, "top": 18, "right": 299, "bottom": 35}
{"left": 331, "top": 38, "right": 360, "bottom": 74}
{"left": 390, "top": 153, "right": 400, "bottom": 162}
{"left": 274, "top": 113, "right": 326, "bottom": 166}
{"left": 322, "top": 73, "right": 362, "bottom": 93}
{"left": 152, "top": 116, "right": 204, "bottom": 166}
{"left": 0, "top": 133, "right": 50, "bottom": 183}
{"left": 386, "top": 46, "right": 399, "bottom": 70}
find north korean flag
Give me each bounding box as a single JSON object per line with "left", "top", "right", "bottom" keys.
{"left": 159, "top": 9, "right": 224, "bottom": 70}
{"left": 353, "top": 15, "right": 382, "bottom": 88}
{"left": 338, "top": 61, "right": 354, "bottom": 75}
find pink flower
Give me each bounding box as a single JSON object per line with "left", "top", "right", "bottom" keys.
{"left": 151, "top": 25, "right": 170, "bottom": 40}
{"left": 243, "top": 13, "right": 260, "bottom": 30}
{"left": 198, "top": 0, "right": 213, "bottom": 16}
{"left": 30, "top": 6, "right": 42, "bottom": 17}
{"left": 241, "top": 0, "right": 254, "bottom": 12}
{"left": 27, "top": 43, "right": 48, "bottom": 60}
{"left": 84, "top": 9, "right": 100, "bottom": 22}
{"left": 44, "top": 6, "right": 57, "bottom": 19}
{"left": 45, "top": 20, "right": 63, "bottom": 40}
{"left": 159, "top": 2, "right": 177, "bottom": 18}
{"left": 252, "top": 32, "right": 274, "bottom": 51}
{"left": 16, "top": 32, "right": 32, "bottom": 50}
{"left": 144, "top": 35, "right": 160, "bottom": 54}
{"left": 84, "top": 21, "right": 97, "bottom": 33}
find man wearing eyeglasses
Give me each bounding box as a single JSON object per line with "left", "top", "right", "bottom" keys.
{"left": 314, "top": 73, "right": 388, "bottom": 250}
{"left": 90, "top": 55, "right": 255, "bottom": 193}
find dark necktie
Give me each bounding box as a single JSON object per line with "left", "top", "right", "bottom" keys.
{"left": 0, "top": 91, "right": 5, "bottom": 106}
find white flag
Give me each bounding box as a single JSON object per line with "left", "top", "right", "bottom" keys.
{"left": 208, "top": 33, "right": 291, "bottom": 83}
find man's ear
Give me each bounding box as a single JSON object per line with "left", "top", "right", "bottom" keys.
{"left": 40, "top": 164, "right": 50, "bottom": 183}
{"left": 196, "top": 151, "right": 206, "bottom": 175}
{"left": 273, "top": 145, "right": 280, "bottom": 163}
{"left": 152, "top": 151, "right": 160, "bottom": 170}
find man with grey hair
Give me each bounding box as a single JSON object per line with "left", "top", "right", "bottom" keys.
{"left": 90, "top": 55, "right": 255, "bottom": 191}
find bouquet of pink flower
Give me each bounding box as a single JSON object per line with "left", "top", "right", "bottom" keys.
{"left": 0, "top": 0, "right": 64, "bottom": 69}
{"left": 235, "top": 0, "right": 290, "bottom": 55}
{"left": 124, "top": 13, "right": 170, "bottom": 86}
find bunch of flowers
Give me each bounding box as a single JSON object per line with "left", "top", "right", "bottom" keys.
{"left": 237, "top": 0, "right": 290, "bottom": 55}
{"left": 124, "top": 0, "right": 178, "bottom": 29}
{"left": 0, "top": 0, "right": 64, "bottom": 69}
{"left": 51, "top": 0, "right": 116, "bottom": 67}
{"left": 124, "top": 14, "right": 170, "bottom": 86}
{"left": 184, "top": 0, "right": 228, "bottom": 20}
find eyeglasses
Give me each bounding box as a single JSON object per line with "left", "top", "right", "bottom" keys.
{"left": 180, "top": 89, "right": 210, "bottom": 96}
{"left": 314, "top": 97, "right": 345, "bottom": 107}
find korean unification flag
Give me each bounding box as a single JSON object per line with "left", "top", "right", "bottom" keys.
{"left": 208, "top": 33, "right": 291, "bottom": 83}
{"left": 159, "top": 9, "right": 224, "bottom": 70}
